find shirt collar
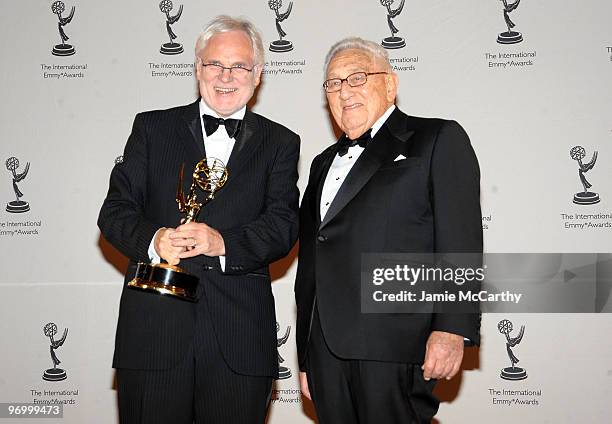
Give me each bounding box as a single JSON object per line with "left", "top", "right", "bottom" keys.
{"left": 199, "top": 99, "right": 246, "bottom": 121}
{"left": 370, "top": 105, "right": 396, "bottom": 138}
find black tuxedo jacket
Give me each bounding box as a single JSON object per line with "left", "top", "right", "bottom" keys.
{"left": 295, "top": 107, "right": 482, "bottom": 370}
{"left": 98, "top": 100, "right": 299, "bottom": 378}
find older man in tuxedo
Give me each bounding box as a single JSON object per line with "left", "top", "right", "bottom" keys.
{"left": 98, "top": 16, "right": 299, "bottom": 424}
{"left": 295, "top": 37, "right": 482, "bottom": 423}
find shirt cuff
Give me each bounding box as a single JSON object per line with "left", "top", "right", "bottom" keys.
{"left": 148, "top": 230, "right": 162, "bottom": 264}
{"left": 219, "top": 255, "right": 226, "bottom": 272}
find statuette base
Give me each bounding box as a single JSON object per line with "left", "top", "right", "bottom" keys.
{"left": 160, "top": 42, "right": 184, "bottom": 55}
{"left": 52, "top": 44, "right": 76, "bottom": 56}
{"left": 573, "top": 191, "right": 600, "bottom": 205}
{"left": 497, "top": 31, "right": 523, "bottom": 44}
{"left": 382, "top": 37, "right": 406, "bottom": 49}
{"left": 269, "top": 40, "right": 293, "bottom": 53}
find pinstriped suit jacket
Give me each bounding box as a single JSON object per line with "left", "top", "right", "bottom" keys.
{"left": 98, "top": 100, "right": 300, "bottom": 378}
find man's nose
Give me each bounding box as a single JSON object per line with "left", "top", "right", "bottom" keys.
{"left": 219, "top": 68, "right": 233, "bottom": 82}
{"left": 339, "top": 81, "right": 353, "bottom": 99}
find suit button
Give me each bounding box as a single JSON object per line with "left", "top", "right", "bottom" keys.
{"left": 317, "top": 235, "right": 327, "bottom": 242}
{"left": 203, "top": 265, "right": 213, "bottom": 270}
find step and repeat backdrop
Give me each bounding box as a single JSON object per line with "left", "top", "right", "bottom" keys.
{"left": 1, "top": 1, "right": 611, "bottom": 423}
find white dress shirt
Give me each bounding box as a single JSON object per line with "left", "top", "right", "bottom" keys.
{"left": 320, "top": 105, "right": 395, "bottom": 220}
{"left": 147, "top": 100, "right": 246, "bottom": 269}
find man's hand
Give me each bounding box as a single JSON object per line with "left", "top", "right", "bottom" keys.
{"left": 154, "top": 227, "right": 183, "bottom": 266}
{"left": 422, "top": 331, "right": 464, "bottom": 381}
{"left": 171, "top": 222, "right": 226, "bottom": 258}
{"left": 299, "top": 372, "right": 311, "bottom": 400}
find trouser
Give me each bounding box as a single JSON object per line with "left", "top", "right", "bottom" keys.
{"left": 306, "top": 308, "right": 439, "bottom": 424}
{"left": 116, "top": 306, "right": 272, "bottom": 424}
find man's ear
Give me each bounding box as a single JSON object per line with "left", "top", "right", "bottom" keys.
{"left": 386, "top": 72, "right": 399, "bottom": 103}
{"left": 195, "top": 57, "right": 202, "bottom": 80}
{"left": 253, "top": 64, "right": 263, "bottom": 87}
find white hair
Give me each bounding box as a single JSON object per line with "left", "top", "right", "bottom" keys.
{"left": 324, "top": 37, "right": 391, "bottom": 74}
{"left": 195, "top": 15, "right": 264, "bottom": 66}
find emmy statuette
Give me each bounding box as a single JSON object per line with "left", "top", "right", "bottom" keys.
{"left": 268, "top": 0, "right": 294, "bottom": 53}
{"left": 570, "top": 146, "right": 599, "bottom": 205}
{"left": 159, "top": 0, "right": 184, "bottom": 55}
{"left": 51, "top": 1, "right": 76, "bottom": 56}
{"left": 128, "top": 158, "right": 228, "bottom": 302}
{"left": 380, "top": 0, "right": 406, "bottom": 49}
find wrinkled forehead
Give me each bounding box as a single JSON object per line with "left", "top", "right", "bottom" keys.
{"left": 326, "top": 49, "right": 375, "bottom": 77}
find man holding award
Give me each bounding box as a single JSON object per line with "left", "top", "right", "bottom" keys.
{"left": 98, "top": 16, "right": 299, "bottom": 424}
{"left": 294, "top": 37, "right": 482, "bottom": 423}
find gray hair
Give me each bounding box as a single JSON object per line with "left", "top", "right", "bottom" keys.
{"left": 195, "top": 15, "right": 264, "bottom": 66}
{"left": 324, "top": 37, "right": 391, "bottom": 74}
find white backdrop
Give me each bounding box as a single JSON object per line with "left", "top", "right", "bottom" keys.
{"left": 1, "top": 1, "right": 611, "bottom": 423}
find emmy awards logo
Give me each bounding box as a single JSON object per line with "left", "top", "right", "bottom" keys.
{"left": 128, "top": 158, "right": 228, "bottom": 301}
{"left": 379, "top": 0, "right": 406, "bottom": 49}
{"left": 159, "top": 0, "right": 184, "bottom": 55}
{"left": 570, "top": 146, "right": 599, "bottom": 205}
{"left": 268, "top": 0, "right": 294, "bottom": 53}
{"left": 42, "top": 322, "right": 68, "bottom": 381}
{"left": 5, "top": 156, "right": 30, "bottom": 213}
{"left": 497, "top": 0, "right": 523, "bottom": 44}
{"left": 50, "top": 1, "right": 76, "bottom": 56}
{"left": 276, "top": 322, "right": 292, "bottom": 380}
{"left": 498, "top": 319, "right": 527, "bottom": 380}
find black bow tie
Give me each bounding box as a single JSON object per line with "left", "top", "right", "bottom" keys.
{"left": 202, "top": 114, "right": 242, "bottom": 139}
{"left": 336, "top": 129, "right": 372, "bottom": 157}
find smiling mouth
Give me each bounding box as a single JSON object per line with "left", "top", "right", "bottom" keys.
{"left": 215, "top": 87, "right": 237, "bottom": 94}
{"left": 343, "top": 103, "right": 362, "bottom": 111}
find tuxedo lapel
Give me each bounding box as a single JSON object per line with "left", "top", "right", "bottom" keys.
{"left": 319, "top": 108, "right": 415, "bottom": 230}
{"left": 225, "top": 110, "right": 261, "bottom": 182}
{"left": 179, "top": 100, "right": 206, "bottom": 158}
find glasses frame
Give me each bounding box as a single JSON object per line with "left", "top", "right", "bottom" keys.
{"left": 198, "top": 60, "right": 255, "bottom": 77}
{"left": 323, "top": 71, "right": 388, "bottom": 93}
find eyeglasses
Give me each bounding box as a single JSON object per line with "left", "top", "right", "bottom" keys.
{"left": 199, "top": 61, "right": 255, "bottom": 78}
{"left": 323, "top": 71, "right": 388, "bottom": 93}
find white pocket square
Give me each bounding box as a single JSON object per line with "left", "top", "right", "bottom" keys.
{"left": 394, "top": 154, "right": 406, "bottom": 162}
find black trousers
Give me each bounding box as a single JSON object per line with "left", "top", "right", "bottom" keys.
{"left": 306, "top": 309, "right": 439, "bottom": 424}
{"left": 116, "top": 305, "right": 272, "bottom": 424}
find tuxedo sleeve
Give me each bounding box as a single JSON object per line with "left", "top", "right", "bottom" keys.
{"left": 97, "top": 113, "right": 160, "bottom": 262}
{"left": 429, "top": 120, "right": 483, "bottom": 345}
{"left": 219, "top": 134, "right": 300, "bottom": 274}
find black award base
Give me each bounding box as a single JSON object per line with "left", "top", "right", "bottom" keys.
{"left": 382, "top": 37, "right": 406, "bottom": 49}
{"left": 269, "top": 40, "right": 293, "bottom": 53}
{"left": 500, "top": 366, "right": 527, "bottom": 380}
{"left": 573, "top": 191, "right": 600, "bottom": 205}
{"left": 43, "top": 368, "right": 67, "bottom": 381}
{"left": 497, "top": 31, "right": 523, "bottom": 44}
{"left": 52, "top": 44, "right": 76, "bottom": 56}
{"left": 128, "top": 262, "right": 199, "bottom": 302}
{"left": 6, "top": 200, "right": 29, "bottom": 213}
{"left": 160, "top": 42, "right": 184, "bottom": 55}
{"left": 277, "top": 366, "right": 292, "bottom": 380}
